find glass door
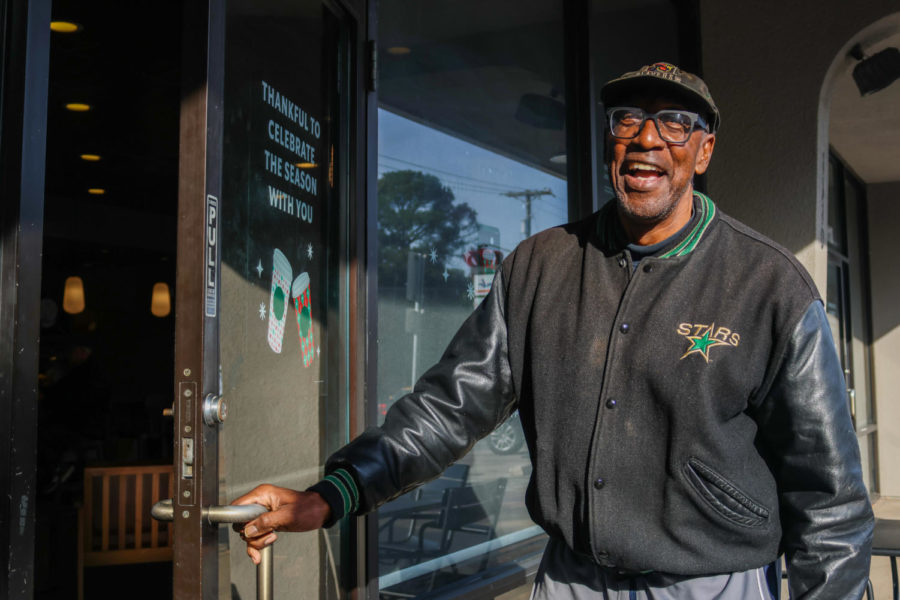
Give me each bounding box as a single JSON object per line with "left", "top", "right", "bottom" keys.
{"left": 170, "top": 0, "right": 356, "bottom": 597}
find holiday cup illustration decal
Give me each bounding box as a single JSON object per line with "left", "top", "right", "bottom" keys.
{"left": 267, "top": 249, "right": 293, "bottom": 353}
{"left": 292, "top": 272, "right": 315, "bottom": 367}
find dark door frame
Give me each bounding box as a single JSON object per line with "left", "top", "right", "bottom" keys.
{"left": 0, "top": 0, "right": 50, "bottom": 598}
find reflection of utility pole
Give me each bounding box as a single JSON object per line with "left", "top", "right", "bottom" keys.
{"left": 406, "top": 251, "right": 425, "bottom": 388}
{"left": 501, "top": 189, "right": 554, "bottom": 238}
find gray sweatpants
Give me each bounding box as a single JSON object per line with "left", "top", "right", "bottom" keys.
{"left": 531, "top": 537, "right": 775, "bottom": 600}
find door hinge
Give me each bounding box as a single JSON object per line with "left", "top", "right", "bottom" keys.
{"left": 367, "top": 40, "right": 377, "bottom": 93}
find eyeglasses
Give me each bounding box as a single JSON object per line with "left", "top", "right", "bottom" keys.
{"left": 606, "top": 107, "right": 709, "bottom": 145}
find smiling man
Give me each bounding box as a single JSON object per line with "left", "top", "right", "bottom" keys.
{"left": 234, "top": 63, "right": 874, "bottom": 599}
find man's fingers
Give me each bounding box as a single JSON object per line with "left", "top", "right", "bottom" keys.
{"left": 230, "top": 485, "right": 329, "bottom": 564}
{"left": 231, "top": 484, "right": 278, "bottom": 509}
{"left": 243, "top": 509, "right": 285, "bottom": 537}
{"left": 245, "top": 531, "right": 278, "bottom": 550}
{"left": 244, "top": 533, "right": 277, "bottom": 565}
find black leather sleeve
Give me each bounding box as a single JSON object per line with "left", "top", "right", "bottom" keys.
{"left": 325, "top": 270, "right": 517, "bottom": 514}
{"left": 755, "top": 301, "right": 874, "bottom": 599}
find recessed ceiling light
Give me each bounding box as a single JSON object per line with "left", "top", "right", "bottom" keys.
{"left": 295, "top": 162, "right": 317, "bottom": 169}
{"left": 386, "top": 46, "right": 411, "bottom": 56}
{"left": 80, "top": 154, "right": 101, "bottom": 161}
{"left": 87, "top": 188, "right": 105, "bottom": 195}
{"left": 50, "top": 21, "right": 81, "bottom": 33}
{"left": 65, "top": 103, "right": 91, "bottom": 112}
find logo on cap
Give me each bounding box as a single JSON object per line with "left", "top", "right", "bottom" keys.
{"left": 640, "top": 62, "right": 681, "bottom": 82}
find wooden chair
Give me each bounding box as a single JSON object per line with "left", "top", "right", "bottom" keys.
{"left": 77, "top": 465, "right": 174, "bottom": 600}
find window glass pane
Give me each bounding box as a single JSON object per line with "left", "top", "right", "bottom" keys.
{"left": 219, "top": 2, "right": 349, "bottom": 597}
{"left": 827, "top": 156, "right": 848, "bottom": 253}
{"left": 592, "top": 0, "right": 681, "bottom": 210}
{"left": 843, "top": 172, "right": 873, "bottom": 428}
{"left": 376, "top": 1, "right": 567, "bottom": 596}
{"left": 825, "top": 261, "right": 845, "bottom": 361}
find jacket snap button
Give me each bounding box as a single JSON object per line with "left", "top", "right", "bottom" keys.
{"left": 619, "top": 323, "right": 630, "bottom": 334}
{"left": 593, "top": 478, "right": 605, "bottom": 489}
{"left": 606, "top": 399, "right": 617, "bottom": 409}
{"left": 643, "top": 263, "right": 653, "bottom": 273}
{"left": 618, "top": 257, "right": 626, "bottom": 268}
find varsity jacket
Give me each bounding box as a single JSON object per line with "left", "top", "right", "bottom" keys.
{"left": 311, "top": 193, "right": 874, "bottom": 599}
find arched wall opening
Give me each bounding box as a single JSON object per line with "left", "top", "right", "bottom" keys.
{"left": 823, "top": 11, "right": 900, "bottom": 498}
{"left": 699, "top": 2, "right": 900, "bottom": 498}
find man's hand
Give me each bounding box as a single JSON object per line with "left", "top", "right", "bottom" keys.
{"left": 230, "top": 484, "right": 331, "bottom": 564}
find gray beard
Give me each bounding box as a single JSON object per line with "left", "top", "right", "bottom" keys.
{"left": 614, "top": 185, "right": 687, "bottom": 225}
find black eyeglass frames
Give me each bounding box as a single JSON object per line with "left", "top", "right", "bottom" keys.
{"left": 606, "top": 107, "right": 709, "bottom": 145}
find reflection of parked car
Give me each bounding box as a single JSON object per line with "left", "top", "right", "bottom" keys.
{"left": 487, "top": 413, "right": 524, "bottom": 455}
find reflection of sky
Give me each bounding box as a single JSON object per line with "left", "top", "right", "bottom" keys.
{"left": 378, "top": 108, "right": 568, "bottom": 267}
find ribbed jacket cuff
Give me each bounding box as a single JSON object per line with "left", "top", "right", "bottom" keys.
{"left": 306, "top": 468, "right": 360, "bottom": 528}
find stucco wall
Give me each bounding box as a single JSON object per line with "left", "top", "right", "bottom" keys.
{"left": 868, "top": 181, "right": 900, "bottom": 496}
{"left": 699, "top": 0, "right": 899, "bottom": 293}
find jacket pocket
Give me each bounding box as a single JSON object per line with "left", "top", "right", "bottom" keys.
{"left": 683, "top": 457, "right": 770, "bottom": 528}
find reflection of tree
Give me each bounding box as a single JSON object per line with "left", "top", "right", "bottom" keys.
{"left": 378, "top": 170, "right": 477, "bottom": 290}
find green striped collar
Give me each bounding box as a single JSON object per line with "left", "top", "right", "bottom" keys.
{"left": 596, "top": 191, "right": 716, "bottom": 259}
{"left": 659, "top": 191, "right": 716, "bottom": 258}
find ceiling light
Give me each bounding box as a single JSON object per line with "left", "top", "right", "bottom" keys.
{"left": 151, "top": 282, "right": 171, "bottom": 317}
{"left": 87, "top": 188, "right": 105, "bottom": 195}
{"left": 295, "top": 162, "right": 317, "bottom": 169}
{"left": 386, "top": 46, "right": 411, "bottom": 56}
{"left": 62, "top": 276, "right": 85, "bottom": 314}
{"left": 50, "top": 21, "right": 81, "bottom": 33}
{"left": 849, "top": 44, "right": 900, "bottom": 96}
{"left": 80, "top": 154, "right": 101, "bottom": 161}
{"left": 65, "top": 103, "right": 91, "bottom": 112}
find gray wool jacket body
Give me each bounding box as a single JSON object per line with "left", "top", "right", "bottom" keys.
{"left": 316, "top": 193, "right": 874, "bottom": 600}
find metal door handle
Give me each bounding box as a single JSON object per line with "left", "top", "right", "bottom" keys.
{"left": 151, "top": 498, "right": 268, "bottom": 523}
{"left": 152, "top": 499, "right": 273, "bottom": 600}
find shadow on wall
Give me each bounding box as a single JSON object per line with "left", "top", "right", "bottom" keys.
{"left": 867, "top": 182, "right": 900, "bottom": 342}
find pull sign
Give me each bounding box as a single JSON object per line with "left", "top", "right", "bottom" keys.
{"left": 205, "top": 195, "right": 219, "bottom": 317}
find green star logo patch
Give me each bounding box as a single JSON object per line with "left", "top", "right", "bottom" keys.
{"left": 677, "top": 322, "right": 740, "bottom": 363}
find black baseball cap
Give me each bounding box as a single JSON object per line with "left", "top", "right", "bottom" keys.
{"left": 601, "top": 62, "right": 720, "bottom": 133}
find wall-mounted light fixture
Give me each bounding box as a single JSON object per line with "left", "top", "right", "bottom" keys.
{"left": 849, "top": 44, "right": 900, "bottom": 96}
{"left": 151, "top": 282, "right": 171, "bottom": 317}
{"left": 63, "top": 276, "right": 85, "bottom": 314}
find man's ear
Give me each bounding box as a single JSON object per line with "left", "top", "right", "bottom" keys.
{"left": 694, "top": 133, "right": 716, "bottom": 175}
